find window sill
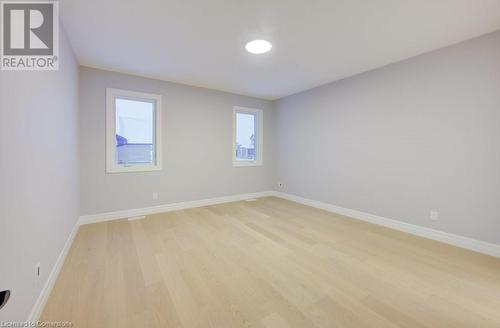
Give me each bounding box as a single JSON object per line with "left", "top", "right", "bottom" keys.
{"left": 106, "top": 164, "right": 162, "bottom": 173}
{"left": 232, "top": 160, "right": 263, "bottom": 167}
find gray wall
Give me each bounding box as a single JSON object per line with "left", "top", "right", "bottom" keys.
{"left": 274, "top": 31, "right": 500, "bottom": 245}
{"left": 79, "top": 67, "right": 273, "bottom": 215}
{"left": 0, "top": 29, "right": 79, "bottom": 320}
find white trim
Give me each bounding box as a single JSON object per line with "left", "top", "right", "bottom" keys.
{"left": 78, "top": 191, "right": 274, "bottom": 225}
{"left": 232, "top": 106, "right": 263, "bottom": 167}
{"left": 272, "top": 191, "right": 500, "bottom": 258}
{"left": 106, "top": 88, "right": 162, "bottom": 173}
{"left": 78, "top": 190, "right": 500, "bottom": 258}
{"left": 27, "top": 222, "right": 80, "bottom": 322}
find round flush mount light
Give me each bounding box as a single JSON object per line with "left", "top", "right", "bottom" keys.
{"left": 245, "top": 40, "right": 272, "bottom": 54}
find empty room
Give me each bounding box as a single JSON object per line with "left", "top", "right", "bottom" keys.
{"left": 1, "top": 0, "right": 500, "bottom": 327}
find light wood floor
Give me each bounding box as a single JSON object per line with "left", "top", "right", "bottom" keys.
{"left": 41, "top": 197, "right": 500, "bottom": 327}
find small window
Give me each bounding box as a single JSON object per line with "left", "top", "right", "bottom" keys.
{"left": 233, "top": 106, "right": 263, "bottom": 166}
{"left": 106, "top": 88, "right": 162, "bottom": 173}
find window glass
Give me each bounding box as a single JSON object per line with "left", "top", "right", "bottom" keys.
{"left": 115, "top": 98, "right": 155, "bottom": 165}
{"left": 235, "top": 112, "right": 256, "bottom": 161}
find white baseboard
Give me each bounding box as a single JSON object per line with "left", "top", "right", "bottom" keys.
{"left": 272, "top": 191, "right": 500, "bottom": 258}
{"left": 78, "top": 191, "right": 275, "bottom": 225}
{"left": 27, "top": 221, "right": 80, "bottom": 322}
{"left": 78, "top": 189, "right": 500, "bottom": 258}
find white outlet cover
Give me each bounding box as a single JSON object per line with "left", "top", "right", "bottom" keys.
{"left": 33, "top": 262, "right": 41, "bottom": 291}
{"left": 34, "top": 263, "right": 40, "bottom": 278}
{"left": 430, "top": 211, "right": 439, "bottom": 221}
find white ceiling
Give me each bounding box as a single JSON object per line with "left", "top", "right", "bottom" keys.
{"left": 61, "top": 0, "right": 500, "bottom": 100}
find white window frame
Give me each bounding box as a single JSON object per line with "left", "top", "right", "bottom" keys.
{"left": 232, "top": 106, "right": 263, "bottom": 167}
{"left": 106, "top": 88, "right": 162, "bottom": 173}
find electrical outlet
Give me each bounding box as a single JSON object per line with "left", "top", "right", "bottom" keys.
{"left": 34, "top": 262, "right": 41, "bottom": 290}
{"left": 430, "top": 210, "right": 439, "bottom": 221}
{"left": 152, "top": 192, "right": 159, "bottom": 200}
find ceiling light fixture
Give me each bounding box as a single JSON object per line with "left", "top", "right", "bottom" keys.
{"left": 245, "top": 40, "right": 272, "bottom": 54}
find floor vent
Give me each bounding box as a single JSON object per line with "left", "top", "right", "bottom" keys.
{"left": 128, "top": 216, "right": 146, "bottom": 221}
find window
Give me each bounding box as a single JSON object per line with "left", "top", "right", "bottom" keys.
{"left": 233, "top": 106, "right": 263, "bottom": 166}
{"left": 106, "top": 88, "right": 162, "bottom": 172}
